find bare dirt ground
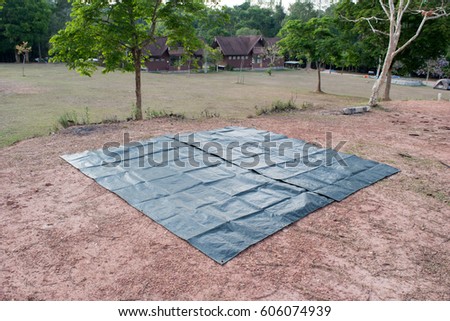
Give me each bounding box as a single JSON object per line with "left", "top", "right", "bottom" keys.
{"left": 1, "top": 100, "right": 449, "bottom": 300}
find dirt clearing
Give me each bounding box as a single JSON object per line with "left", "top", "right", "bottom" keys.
{"left": 0, "top": 100, "right": 449, "bottom": 300}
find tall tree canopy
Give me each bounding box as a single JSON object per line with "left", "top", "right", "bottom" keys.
{"left": 279, "top": 16, "right": 338, "bottom": 93}
{"left": 50, "top": 0, "right": 207, "bottom": 120}
{"left": 0, "top": 0, "right": 52, "bottom": 61}
{"left": 338, "top": 0, "right": 450, "bottom": 106}
{"left": 284, "top": 0, "right": 319, "bottom": 23}
{"left": 49, "top": 0, "right": 72, "bottom": 36}
{"left": 213, "top": 2, "right": 285, "bottom": 37}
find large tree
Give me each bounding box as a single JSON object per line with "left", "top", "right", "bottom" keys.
{"left": 284, "top": 0, "right": 319, "bottom": 23}
{"left": 337, "top": 0, "right": 449, "bottom": 104}
{"left": 50, "top": 0, "right": 206, "bottom": 120}
{"left": 279, "top": 16, "right": 338, "bottom": 93}
{"left": 49, "top": 0, "right": 72, "bottom": 35}
{"left": 1, "top": 0, "right": 52, "bottom": 62}
{"left": 363, "top": 0, "right": 449, "bottom": 107}
{"left": 220, "top": 2, "right": 283, "bottom": 37}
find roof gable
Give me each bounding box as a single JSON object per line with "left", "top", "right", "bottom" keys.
{"left": 144, "top": 37, "right": 168, "bottom": 57}
{"left": 214, "top": 36, "right": 263, "bottom": 56}
{"left": 264, "top": 37, "right": 281, "bottom": 47}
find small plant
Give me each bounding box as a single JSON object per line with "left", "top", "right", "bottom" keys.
{"left": 301, "top": 101, "right": 314, "bottom": 109}
{"left": 145, "top": 108, "right": 185, "bottom": 120}
{"left": 57, "top": 111, "right": 79, "bottom": 128}
{"left": 130, "top": 103, "right": 139, "bottom": 120}
{"left": 56, "top": 107, "right": 94, "bottom": 128}
{"left": 81, "top": 107, "right": 90, "bottom": 125}
{"left": 200, "top": 109, "right": 220, "bottom": 118}
{"left": 255, "top": 97, "right": 298, "bottom": 116}
{"left": 102, "top": 115, "right": 119, "bottom": 123}
{"left": 266, "top": 68, "right": 272, "bottom": 76}
{"left": 16, "top": 41, "right": 32, "bottom": 77}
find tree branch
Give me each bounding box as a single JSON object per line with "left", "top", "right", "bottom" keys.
{"left": 340, "top": 15, "right": 389, "bottom": 36}
{"left": 394, "top": 15, "right": 427, "bottom": 55}
{"left": 142, "top": 0, "right": 162, "bottom": 48}
{"left": 378, "top": 0, "right": 390, "bottom": 18}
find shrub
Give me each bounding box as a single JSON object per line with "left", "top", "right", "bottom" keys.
{"left": 145, "top": 108, "right": 185, "bottom": 120}
{"left": 200, "top": 109, "right": 220, "bottom": 118}
{"left": 255, "top": 97, "right": 298, "bottom": 116}
{"left": 57, "top": 107, "right": 91, "bottom": 128}
{"left": 57, "top": 111, "right": 79, "bottom": 128}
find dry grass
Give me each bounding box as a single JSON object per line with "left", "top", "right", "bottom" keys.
{"left": 1, "top": 63, "right": 448, "bottom": 147}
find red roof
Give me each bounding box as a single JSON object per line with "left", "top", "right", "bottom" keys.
{"left": 144, "top": 37, "right": 168, "bottom": 57}
{"left": 264, "top": 37, "right": 280, "bottom": 47}
{"left": 214, "top": 36, "right": 263, "bottom": 56}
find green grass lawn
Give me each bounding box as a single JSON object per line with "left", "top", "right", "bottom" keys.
{"left": 0, "top": 63, "right": 447, "bottom": 148}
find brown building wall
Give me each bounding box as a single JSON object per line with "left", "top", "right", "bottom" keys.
{"left": 145, "top": 53, "right": 203, "bottom": 72}
{"left": 145, "top": 52, "right": 170, "bottom": 71}
{"left": 224, "top": 55, "right": 253, "bottom": 69}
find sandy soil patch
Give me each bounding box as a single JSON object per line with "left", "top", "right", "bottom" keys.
{"left": 0, "top": 100, "right": 449, "bottom": 300}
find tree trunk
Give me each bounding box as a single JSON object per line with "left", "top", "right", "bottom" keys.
{"left": 369, "top": 34, "right": 398, "bottom": 107}
{"left": 316, "top": 62, "right": 322, "bottom": 93}
{"left": 133, "top": 49, "right": 143, "bottom": 120}
{"left": 38, "top": 42, "right": 42, "bottom": 62}
{"left": 306, "top": 60, "right": 311, "bottom": 72}
{"left": 383, "top": 67, "right": 392, "bottom": 101}
{"left": 15, "top": 51, "right": 20, "bottom": 63}
{"left": 376, "top": 55, "right": 382, "bottom": 78}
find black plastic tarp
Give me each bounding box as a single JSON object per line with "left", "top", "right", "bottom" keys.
{"left": 62, "top": 127, "right": 399, "bottom": 264}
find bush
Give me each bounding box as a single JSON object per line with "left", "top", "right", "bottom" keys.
{"left": 200, "top": 109, "right": 220, "bottom": 118}
{"left": 57, "top": 108, "right": 91, "bottom": 128}
{"left": 57, "top": 111, "right": 79, "bottom": 128}
{"left": 145, "top": 108, "right": 185, "bottom": 120}
{"left": 102, "top": 115, "right": 119, "bottom": 123}
{"left": 255, "top": 97, "right": 298, "bottom": 116}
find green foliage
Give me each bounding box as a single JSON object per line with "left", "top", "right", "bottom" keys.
{"left": 144, "top": 108, "right": 185, "bottom": 120}
{"left": 50, "top": 0, "right": 207, "bottom": 120}
{"left": 255, "top": 97, "right": 298, "bottom": 116}
{"left": 204, "top": 45, "right": 223, "bottom": 71}
{"left": 236, "top": 27, "right": 261, "bottom": 36}
{"left": 57, "top": 107, "right": 91, "bottom": 128}
{"left": 284, "top": 0, "right": 319, "bottom": 24}
{"left": 335, "top": 0, "right": 450, "bottom": 73}
{"left": 57, "top": 110, "right": 79, "bottom": 128}
{"left": 397, "top": 14, "right": 450, "bottom": 74}
{"left": 0, "top": 0, "right": 52, "bottom": 60}
{"left": 279, "top": 16, "right": 338, "bottom": 91}
{"left": 15, "top": 41, "right": 31, "bottom": 76}
{"left": 194, "top": 6, "right": 231, "bottom": 43}
{"left": 49, "top": 0, "right": 72, "bottom": 35}
{"left": 279, "top": 17, "right": 337, "bottom": 64}
{"left": 199, "top": 109, "right": 220, "bottom": 118}
{"left": 333, "top": 1, "right": 385, "bottom": 69}
{"left": 102, "top": 115, "right": 119, "bottom": 124}
{"left": 214, "top": 2, "right": 285, "bottom": 38}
